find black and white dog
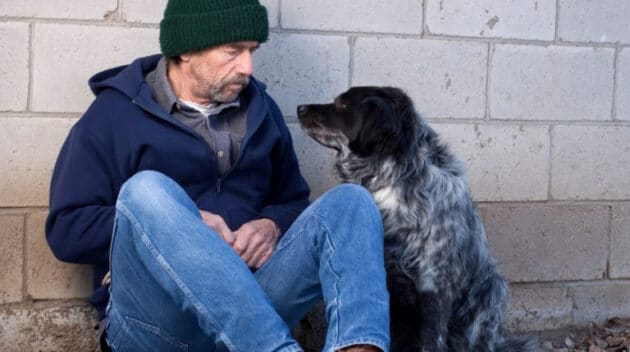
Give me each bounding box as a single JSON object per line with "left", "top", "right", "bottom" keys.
{"left": 297, "top": 87, "right": 540, "bottom": 352}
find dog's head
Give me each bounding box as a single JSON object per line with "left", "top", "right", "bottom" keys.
{"left": 297, "top": 86, "right": 418, "bottom": 159}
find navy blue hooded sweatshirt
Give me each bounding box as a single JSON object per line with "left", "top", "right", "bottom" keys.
{"left": 45, "top": 54, "right": 311, "bottom": 319}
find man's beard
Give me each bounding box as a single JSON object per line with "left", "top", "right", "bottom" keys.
{"left": 199, "top": 75, "right": 250, "bottom": 104}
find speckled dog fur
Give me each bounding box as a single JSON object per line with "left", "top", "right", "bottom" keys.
{"left": 298, "top": 87, "right": 540, "bottom": 352}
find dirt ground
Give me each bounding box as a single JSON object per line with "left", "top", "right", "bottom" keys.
{"left": 535, "top": 318, "right": 630, "bottom": 352}
{"left": 296, "top": 303, "right": 630, "bottom": 352}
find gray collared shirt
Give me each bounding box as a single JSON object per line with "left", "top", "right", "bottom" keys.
{"left": 145, "top": 57, "right": 247, "bottom": 176}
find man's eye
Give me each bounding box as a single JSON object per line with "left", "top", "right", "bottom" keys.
{"left": 226, "top": 48, "right": 240, "bottom": 56}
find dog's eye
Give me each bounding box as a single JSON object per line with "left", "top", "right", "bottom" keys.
{"left": 337, "top": 103, "right": 348, "bottom": 110}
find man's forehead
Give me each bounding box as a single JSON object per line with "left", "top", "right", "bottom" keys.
{"left": 223, "top": 41, "right": 260, "bottom": 50}
{"left": 194, "top": 41, "right": 260, "bottom": 56}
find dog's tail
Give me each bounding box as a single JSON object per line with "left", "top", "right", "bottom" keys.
{"left": 497, "top": 334, "right": 542, "bottom": 352}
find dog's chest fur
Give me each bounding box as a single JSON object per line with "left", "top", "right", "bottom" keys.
{"left": 337, "top": 153, "right": 471, "bottom": 293}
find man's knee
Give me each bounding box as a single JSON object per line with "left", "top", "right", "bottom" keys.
{"left": 116, "top": 170, "right": 188, "bottom": 218}
{"left": 314, "top": 184, "right": 384, "bottom": 247}
{"left": 112, "top": 170, "right": 203, "bottom": 262}
{"left": 329, "top": 183, "right": 371, "bottom": 198}
{"left": 322, "top": 184, "right": 380, "bottom": 217}
{"left": 119, "top": 170, "right": 172, "bottom": 203}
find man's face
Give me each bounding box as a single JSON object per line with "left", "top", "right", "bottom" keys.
{"left": 183, "top": 41, "right": 260, "bottom": 104}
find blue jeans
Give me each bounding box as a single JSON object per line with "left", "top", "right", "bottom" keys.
{"left": 105, "top": 171, "right": 390, "bottom": 352}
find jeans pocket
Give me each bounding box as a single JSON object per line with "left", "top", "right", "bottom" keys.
{"left": 110, "top": 316, "right": 189, "bottom": 352}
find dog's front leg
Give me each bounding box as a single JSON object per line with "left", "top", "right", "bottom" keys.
{"left": 416, "top": 290, "right": 450, "bottom": 352}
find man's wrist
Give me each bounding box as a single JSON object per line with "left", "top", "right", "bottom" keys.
{"left": 258, "top": 217, "right": 281, "bottom": 237}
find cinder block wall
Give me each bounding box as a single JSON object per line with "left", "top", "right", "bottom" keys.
{"left": 1, "top": 0, "right": 629, "bottom": 350}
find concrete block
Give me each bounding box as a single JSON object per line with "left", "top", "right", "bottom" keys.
{"left": 611, "top": 203, "right": 630, "bottom": 278}
{"left": 353, "top": 38, "right": 487, "bottom": 119}
{"left": 0, "top": 23, "right": 29, "bottom": 112}
{"left": 254, "top": 33, "right": 349, "bottom": 117}
{"left": 122, "top": 0, "right": 279, "bottom": 27}
{"left": 504, "top": 284, "right": 572, "bottom": 332}
{"left": 261, "top": 0, "right": 280, "bottom": 28}
{"left": 551, "top": 125, "right": 630, "bottom": 200}
{"left": 32, "top": 24, "right": 159, "bottom": 113}
{"left": 122, "top": 0, "right": 166, "bottom": 23}
{"left": 425, "top": 0, "right": 555, "bottom": 40}
{"left": 571, "top": 282, "right": 630, "bottom": 325}
{"left": 0, "top": 117, "right": 75, "bottom": 207}
{"left": 0, "top": 0, "right": 117, "bottom": 20}
{"left": 26, "top": 212, "right": 92, "bottom": 300}
{"left": 282, "top": 0, "right": 422, "bottom": 34}
{"left": 558, "top": 0, "right": 630, "bottom": 44}
{"left": 617, "top": 48, "right": 630, "bottom": 121}
{"left": 434, "top": 123, "right": 549, "bottom": 201}
{"left": 480, "top": 205, "right": 609, "bottom": 282}
{"left": 0, "top": 215, "right": 24, "bottom": 304}
{"left": 289, "top": 123, "right": 340, "bottom": 199}
{"left": 490, "top": 45, "right": 614, "bottom": 121}
{"left": 0, "top": 302, "right": 98, "bottom": 352}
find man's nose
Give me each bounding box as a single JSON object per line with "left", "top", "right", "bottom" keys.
{"left": 236, "top": 51, "right": 254, "bottom": 76}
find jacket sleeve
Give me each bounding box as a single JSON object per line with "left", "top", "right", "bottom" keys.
{"left": 45, "top": 98, "right": 122, "bottom": 266}
{"left": 258, "top": 99, "right": 311, "bottom": 234}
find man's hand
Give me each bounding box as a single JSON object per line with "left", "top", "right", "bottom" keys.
{"left": 233, "top": 218, "right": 281, "bottom": 269}
{"left": 200, "top": 210, "right": 235, "bottom": 246}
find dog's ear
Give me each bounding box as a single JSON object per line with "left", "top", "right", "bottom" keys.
{"left": 349, "top": 95, "right": 406, "bottom": 157}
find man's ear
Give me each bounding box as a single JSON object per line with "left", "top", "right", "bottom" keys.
{"left": 179, "top": 52, "right": 192, "bottom": 63}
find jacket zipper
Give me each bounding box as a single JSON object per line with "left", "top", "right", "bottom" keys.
{"left": 131, "top": 97, "right": 265, "bottom": 196}
{"left": 133, "top": 98, "right": 223, "bottom": 186}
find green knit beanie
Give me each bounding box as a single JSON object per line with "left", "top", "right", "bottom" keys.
{"left": 160, "top": 0, "right": 269, "bottom": 57}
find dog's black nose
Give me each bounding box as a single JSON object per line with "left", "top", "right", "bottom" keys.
{"left": 297, "top": 105, "right": 308, "bottom": 116}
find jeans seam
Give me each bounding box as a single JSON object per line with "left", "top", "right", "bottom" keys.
{"left": 115, "top": 202, "right": 239, "bottom": 352}
{"left": 111, "top": 316, "right": 190, "bottom": 351}
{"left": 313, "top": 209, "right": 388, "bottom": 352}
{"left": 317, "top": 214, "right": 343, "bottom": 348}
